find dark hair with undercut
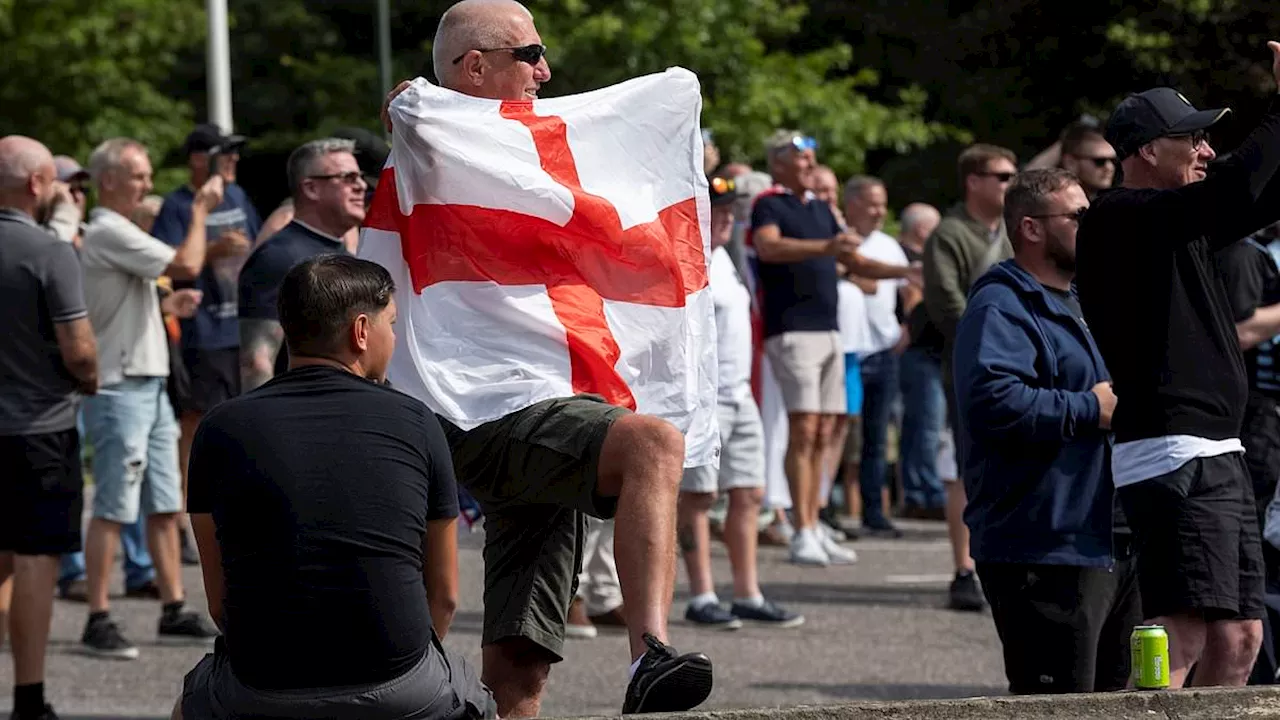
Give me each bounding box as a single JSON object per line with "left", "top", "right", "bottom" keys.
{"left": 1003, "top": 168, "right": 1080, "bottom": 250}
{"left": 278, "top": 254, "right": 396, "bottom": 358}
{"left": 1060, "top": 122, "right": 1107, "bottom": 159}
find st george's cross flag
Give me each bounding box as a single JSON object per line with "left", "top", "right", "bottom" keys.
{"left": 358, "top": 68, "right": 720, "bottom": 468}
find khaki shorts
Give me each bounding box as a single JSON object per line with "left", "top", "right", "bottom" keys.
{"left": 764, "top": 331, "right": 846, "bottom": 414}
{"left": 438, "top": 394, "right": 629, "bottom": 661}
{"left": 681, "top": 395, "right": 766, "bottom": 494}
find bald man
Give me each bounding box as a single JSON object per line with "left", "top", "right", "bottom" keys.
{"left": 380, "top": 1, "right": 712, "bottom": 717}
{"left": 0, "top": 135, "right": 99, "bottom": 720}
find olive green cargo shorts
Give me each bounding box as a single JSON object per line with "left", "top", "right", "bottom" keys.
{"left": 438, "top": 394, "right": 629, "bottom": 660}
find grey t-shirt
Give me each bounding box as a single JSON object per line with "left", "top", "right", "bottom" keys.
{"left": 0, "top": 208, "right": 89, "bottom": 435}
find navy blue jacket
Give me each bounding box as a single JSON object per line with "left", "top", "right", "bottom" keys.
{"left": 953, "top": 259, "right": 1114, "bottom": 567}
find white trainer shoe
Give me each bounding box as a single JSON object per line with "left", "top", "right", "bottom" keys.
{"left": 819, "top": 531, "right": 858, "bottom": 565}
{"left": 789, "top": 528, "right": 830, "bottom": 567}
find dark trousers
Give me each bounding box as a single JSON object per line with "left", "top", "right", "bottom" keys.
{"left": 898, "top": 347, "right": 945, "bottom": 510}
{"left": 978, "top": 546, "right": 1142, "bottom": 694}
{"left": 859, "top": 349, "right": 900, "bottom": 525}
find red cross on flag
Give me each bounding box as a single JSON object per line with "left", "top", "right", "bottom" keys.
{"left": 359, "top": 68, "right": 720, "bottom": 468}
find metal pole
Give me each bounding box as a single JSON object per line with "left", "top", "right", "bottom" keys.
{"left": 377, "top": 0, "right": 393, "bottom": 98}
{"left": 207, "top": 0, "right": 233, "bottom": 132}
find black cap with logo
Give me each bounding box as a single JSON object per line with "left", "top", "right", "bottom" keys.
{"left": 182, "top": 123, "right": 247, "bottom": 156}
{"left": 1104, "top": 88, "right": 1231, "bottom": 160}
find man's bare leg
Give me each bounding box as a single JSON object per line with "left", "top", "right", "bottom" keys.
{"left": 946, "top": 481, "right": 972, "bottom": 573}
{"left": 821, "top": 415, "right": 847, "bottom": 515}
{"left": 0, "top": 552, "right": 12, "bottom": 649}
{"left": 1147, "top": 613, "right": 1208, "bottom": 688}
{"left": 177, "top": 411, "right": 201, "bottom": 559}
{"left": 678, "top": 492, "right": 717, "bottom": 598}
{"left": 85, "top": 518, "right": 122, "bottom": 613}
{"left": 1192, "top": 618, "right": 1264, "bottom": 687}
{"left": 483, "top": 638, "right": 552, "bottom": 718}
{"left": 724, "top": 488, "right": 763, "bottom": 600}
{"left": 783, "top": 413, "right": 820, "bottom": 531}
{"left": 807, "top": 414, "right": 839, "bottom": 528}
{"left": 146, "top": 513, "right": 184, "bottom": 604}
{"left": 596, "top": 414, "right": 685, "bottom": 661}
{"left": 10, "top": 555, "right": 59, "bottom": 685}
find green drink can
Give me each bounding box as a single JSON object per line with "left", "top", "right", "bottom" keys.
{"left": 1131, "top": 625, "right": 1170, "bottom": 689}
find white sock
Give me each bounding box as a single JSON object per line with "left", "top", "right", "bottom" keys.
{"left": 628, "top": 654, "right": 644, "bottom": 680}
{"left": 688, "top": 592, "right": 719, "bottom": 609}
{"left": 734, "top": 594, "right": 765, "bottom": 608}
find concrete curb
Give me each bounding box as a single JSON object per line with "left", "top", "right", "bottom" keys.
{"left": 572, "top": 687, "right": 1280, "bottom": 720}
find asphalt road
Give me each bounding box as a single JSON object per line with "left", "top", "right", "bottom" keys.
{"left": 0, "top": 519, "right": 1007, "bottom": 718}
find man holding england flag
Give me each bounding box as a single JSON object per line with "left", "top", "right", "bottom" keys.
{"left": 368, "top": 0, "right": 717, "bottom": 717}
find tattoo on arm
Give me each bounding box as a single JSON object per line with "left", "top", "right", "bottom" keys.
{"left": 239, "top": 319, "right": 284, "bottom": 391}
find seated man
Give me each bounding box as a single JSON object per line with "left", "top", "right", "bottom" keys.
{"left": 177, "top": 255, "right": 493, "bottom": 720}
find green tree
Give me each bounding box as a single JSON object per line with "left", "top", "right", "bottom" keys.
{"left": 523, "top": 0, "right": 963, "bottom": 179}
{"left": 0, "top": 0, "right": 204, "bottom": 165}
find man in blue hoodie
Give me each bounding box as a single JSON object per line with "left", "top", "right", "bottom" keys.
{"left": 954, "top": 169, "right": 1138, "bottom": 694}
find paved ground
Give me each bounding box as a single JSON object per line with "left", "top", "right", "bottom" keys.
{"left": 1, "top": 519, "right": 1007, "bottom": 718}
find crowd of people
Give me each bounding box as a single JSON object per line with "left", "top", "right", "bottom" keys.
{"left": 5, "top": 0, "right": 1280, "bottom": 718}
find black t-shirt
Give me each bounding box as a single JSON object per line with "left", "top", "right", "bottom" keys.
{"left": 187, "top": 365, "right": 459, "bottom": 690}
{"left": 238, "top": 220, "right": 348, "bottom": 321}
{"left": 750, "top": 192, "right": 841, "bottom": 338}
{"left": 1217, "top": 236, "right": 1280, "bottom": 399}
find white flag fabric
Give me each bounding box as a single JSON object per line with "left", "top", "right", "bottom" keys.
{"left": 358, "top": 68, "right": 720, "bottom": 468}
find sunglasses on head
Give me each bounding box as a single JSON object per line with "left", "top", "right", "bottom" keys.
{"left": 452, "top": 43, "right": 547, "bottom": 66}
{"left": 785, "top": 135, "right": 818, "bottom": 152}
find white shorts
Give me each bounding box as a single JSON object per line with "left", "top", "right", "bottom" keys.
{"left": 763, "top": 331, "right": 846, "bottom": 414}
{"left": 681, "top": 394, "right": 766, "bottom": 494}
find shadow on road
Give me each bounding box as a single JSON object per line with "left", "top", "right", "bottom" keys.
{"left": 755, "top": 582, "right": 951, "bottom": 609}
{"left": 751, "top": 681, "right": 1006, "bottom": 701}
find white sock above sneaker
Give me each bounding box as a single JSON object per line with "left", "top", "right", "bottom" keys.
{"left": 688, "top": 592, "right": 720, "bottom": 609}
{"left": 734, "top": 594, "right": 765, "bottom": 608}
{"left": 628, "top": 654, "right": 644, "bottom": 680}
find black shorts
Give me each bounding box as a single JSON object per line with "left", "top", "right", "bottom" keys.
{"left": 978, "top": 548, "right": 1142, "bottom": 693}
{"left": 0, "top": 428, "right": 84, "bottom": 555}
{"left": 1118, "top": 453, "right": 1265, "bottom": 621}
{"left": 179, "top": 347, "right": 242, "bottom": 414}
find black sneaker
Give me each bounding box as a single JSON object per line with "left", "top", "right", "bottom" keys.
{"left": 729, "top": 599, "right": 805, "bottom": 629}
{"left": 158, "top": 609, "right": 219, "bottom": 644}
{"left": 10, "top": 703, "right": 59, "bottom": 720}
{"left": 949, "top": 570, "right": 986, "bottom": 612}
{"left": 81, "top": 615, "right": 139, "bottom": 660}
{"left": 124, "top": 580, "right": 161, "bottom": 600}
{"left": 622, "top": 633, "right": 713, "bottom": 714}
{"left": 684, "top": 602, "right": 742, "bottom": 630}
{"left": 862, "top": 517, "right": 904, "bottom": 539}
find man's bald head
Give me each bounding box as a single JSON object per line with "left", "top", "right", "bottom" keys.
{"left": 899, "top": 202, "right": 941, "bottom": 243}
{"left": 432, "top": 0, "right": 534, "bottom": 87}
{"left": 0, "top": 135, "right": 57, "bottom": 217}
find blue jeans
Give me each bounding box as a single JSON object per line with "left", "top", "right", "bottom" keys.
{"left": 60, "top": 409, "right": 155, "bottom": 589}
{"left": 898, "top": 347, "right": 946, "bottom": 510}
{"left": 859, "top": 350, "right": 900, "bottom": 525}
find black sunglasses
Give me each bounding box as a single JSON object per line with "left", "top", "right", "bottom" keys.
{"left": 1030, "top": 206, "right": 1088, "bottom": 223}
{"left": 976, "top": 171, "right": 1016, "bottom": 183}
{"left": 1070, "top": 155, "right": 1116, "bottom": 168}
{"left": 308, "top": 171, "right": 364, "bottom": 186}
{"left": 452, "top": 44, "right": 547, "bottom": 66}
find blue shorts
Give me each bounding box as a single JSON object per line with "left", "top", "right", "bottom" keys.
{"left": 845, "top": 353, "right": 863, "bottom": 416}
{"left": 81, "top": 377, "right": 183, "bottom": 524}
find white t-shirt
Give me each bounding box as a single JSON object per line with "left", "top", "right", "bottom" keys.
{"left": 837, "top": 279, "right": 872, "bottom": 355}
{"left": 710, "top": 247, "right": 752, "bottom": 404}
{"left": 81, "top": 207, "right": 177, "bottom": 385}
{"left": 856, "top": 230, "right": 909, "bottom": 354}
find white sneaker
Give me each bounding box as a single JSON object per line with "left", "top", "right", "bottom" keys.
{"left": 789, "top": 528, "right": 830, "bottom": 566}
{"left": 819, "top": 531, "right": 858, "bottom": 565}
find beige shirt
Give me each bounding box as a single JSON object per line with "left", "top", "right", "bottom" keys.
{"left": 81, "top": 207, "right": 176, "bottom": 384}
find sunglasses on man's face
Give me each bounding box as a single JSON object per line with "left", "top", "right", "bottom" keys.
{"left": 452, "top": 43, "right": 547, "bottom": 66}
{"left": 1166, "top": 129, "right": 1210, "bottom": 149}
{"left": 976, "top": 171, "right": 1016, "bottom": 183}
{"left": 1030, "top": 206, "right": 1089, "bottom": 223}
{"left": 1071, "top": 155, "right": 1116, "bottom": 168}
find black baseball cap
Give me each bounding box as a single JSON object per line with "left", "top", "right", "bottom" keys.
{"left": 1105, "top": 88, "right": 1230, "bottom": 160}
{"left": 182, "top": 123, "right": 246, "bottom": 155}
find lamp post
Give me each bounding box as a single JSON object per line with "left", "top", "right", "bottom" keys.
{"left": 207, "top": 0, "right": 233, "bottom": 132}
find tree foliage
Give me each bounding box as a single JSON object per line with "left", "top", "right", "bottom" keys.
{"left": 0, "top": 0, "right": 204, "bottom": 164}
